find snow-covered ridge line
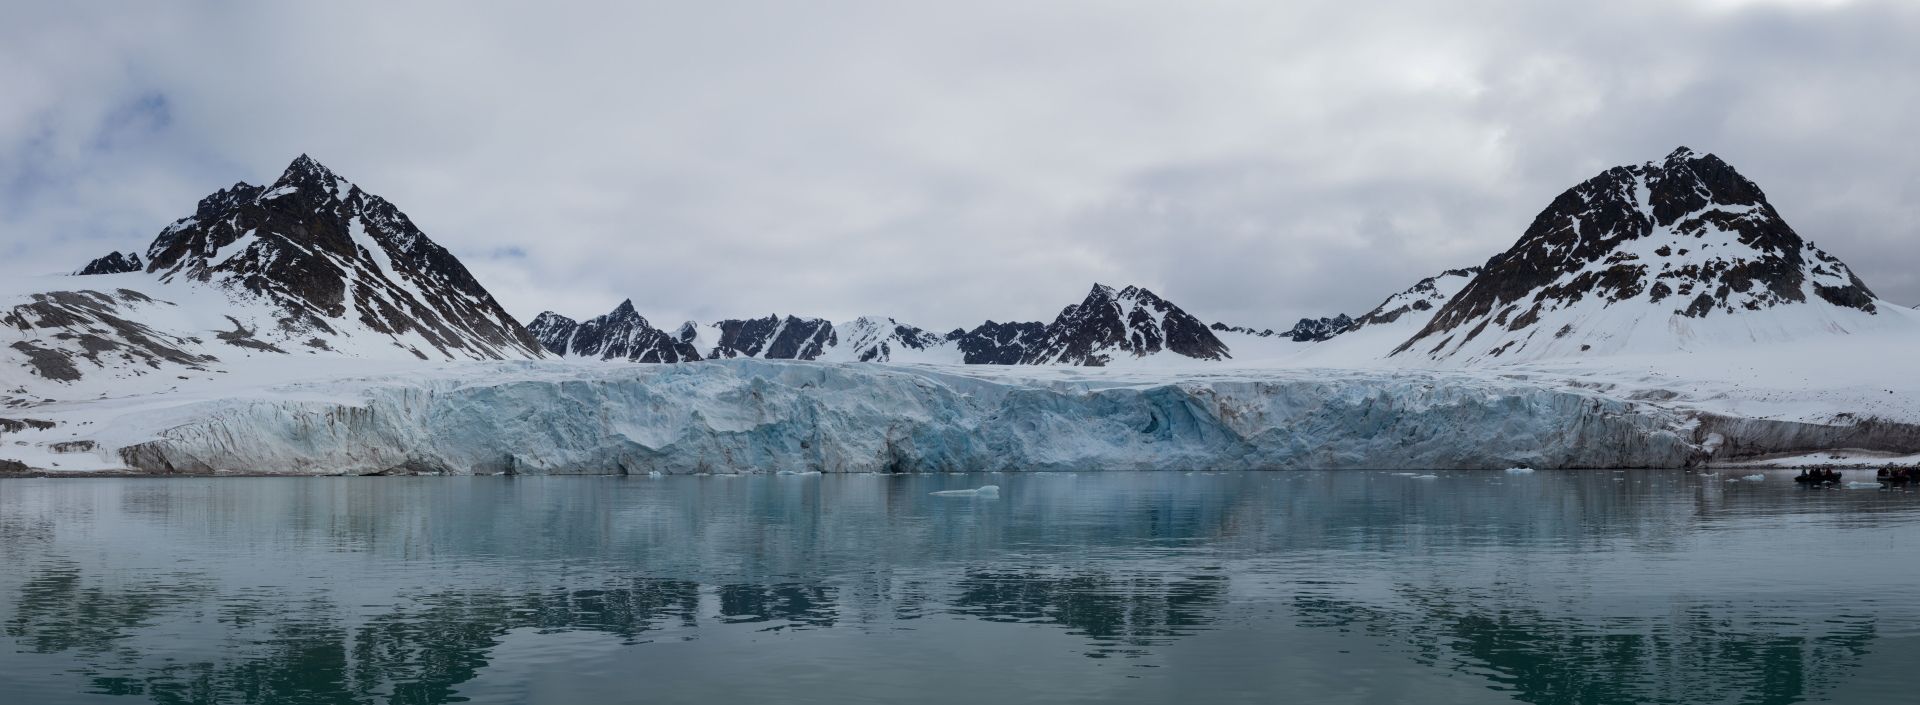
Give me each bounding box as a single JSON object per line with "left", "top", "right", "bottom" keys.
{"left": 93, "top": 359, "right": 1706, "bottom": 475}
{"left": 531, "top": 283, "right": 1238, "bottom": 367}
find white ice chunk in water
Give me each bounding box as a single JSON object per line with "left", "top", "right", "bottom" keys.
{"left": 1743, "top": 474, "right": 1764, "bottom": 481}
{"left": 1504, "top": 468, "right": 1535, "bottom": 473}
{"left": 648, "top": 471, "right": 662, "bottom": 477}
{"left": 1847, "top": 481, "right": 1883, "bottom": 489}
{"left": 1412, "top": 474, "right": 1439, "bottom": 480}
{"left": 931, "top": 485, "right": 1000, "bottom": 497}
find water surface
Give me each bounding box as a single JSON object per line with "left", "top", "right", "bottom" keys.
{"left": 3, "top": 470, "right": 1917, "bottom": 704}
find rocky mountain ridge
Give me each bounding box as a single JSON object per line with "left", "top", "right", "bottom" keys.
{"left": 1211, "top": 314, "right": 1356, "bottom": 343}
{"left": 1393, "top": 147, "right": 1887, "bottom": 363}
{"left": 136, "top": 155, "right": 545, "bottom": 361}
{"left": 532, "top": 283, "right": 1231, "bottom": 366}
{"left": 5, "top": 155, "right": 545, "bottom": 392}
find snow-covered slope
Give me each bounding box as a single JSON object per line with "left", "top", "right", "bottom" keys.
{"left": 1283, "top": 267, "right": 1481, "bottom": 365}
{"left": 1393, "top": 148, "right": 1903, "bottom": 365}
{"left": 817, "top": 316, "right": 962, "bottom": 363}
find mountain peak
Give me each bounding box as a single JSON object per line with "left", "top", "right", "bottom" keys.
{"left": 529, "top": 301, "right": 696, "bottom": 362}
{"left": 283, "top": 154, "right": 337, "bottom": 181}
{"left": 1026, "top": 283, "right": 1227, "bottom": 365}
{"left": 1390, "top": 148, "right": 1880, "bottom": 364}
{"left": 74, "top": 251, "right": 144, "bottom": 276}
{"left": 138, "top": 156, "right": 545, "bottom": 361}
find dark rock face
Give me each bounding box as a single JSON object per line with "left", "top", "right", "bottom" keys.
{"left": 1395, "top": 148, "right": 1878, "bottom": 360}
{"left": 1285, "top": 314, "right": 1354, "bottom": 342}
{"left": 707, "top": 315, "right": 837, "bottom": 360}
{"left": 1023, "top": 284, "right": 1229, "bottom": 365}
{"left": 76, "top": 252, "right": 143, "bottom": 275}
{"left": 1209, "top": 322, "right": 1276, "bottom": 337}
{"left": 0, "top": 418, "right": 57, "bottom": 434}
{"left": 1210, "top": 314, "right": 1353, "bottom": 342}
{"left": 949, "top": 320, "right": 1046, "bottom": 365}
{"left": 143, "top": 155, "right": 546, "bottom": 360}
{"left": 526, "top": 312, "right": 577, "bottom": 355}
{"left": 528, "top": 300, "right": 702, "bottom": 362}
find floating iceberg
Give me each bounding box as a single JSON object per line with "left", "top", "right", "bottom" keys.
{"left": 1504, "top": 467, "right": 1535, "bottom": 474}
{"left": 1743, "top": 474, "right": 1765, "bottom": 481}
{"left": 1847, "top": 481, "right": 1883, "bottom": 489}
{"left": 931, "top": 485, "right": 1000, "bottom": 497}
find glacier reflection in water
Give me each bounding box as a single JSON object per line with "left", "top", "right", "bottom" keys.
{"left": 1, "top": 470, "right": 1917, "bottom": 704}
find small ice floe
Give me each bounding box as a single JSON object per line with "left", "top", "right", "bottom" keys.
{"left": 1392, "top": 472, "right": 1418, "bottom": 476}
{"left": 1504, "top": 467, "right": 1535, "bottom": 474}
{"left": 776, "top": 470, "right": 822, "bottom": 476}
{"left": 931, "top": 485, "right": 1000, "bottom": 497}
{"left": 1412, "top": 474, "right": 1439, "bottom": 480}
{"left": 648, "top": 471, "right": 663, "bottom": 477}
{"left": 1742, "top": 475, "right": 1764, "bottom": 481}
{"left": 1847, "top": 481, "right": 1884, "bottom": 489}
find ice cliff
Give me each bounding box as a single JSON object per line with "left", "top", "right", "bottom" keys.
{"left": 106, "top": 359, "right": 1696, "bottom": 475}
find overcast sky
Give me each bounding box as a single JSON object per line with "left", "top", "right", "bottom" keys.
{"left": 3, "top": 0, "right": 1917, "bottom": 332}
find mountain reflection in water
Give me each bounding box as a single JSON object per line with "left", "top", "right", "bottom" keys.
{"left": 1, "top": 471, "right": 1916, "bottom": 704}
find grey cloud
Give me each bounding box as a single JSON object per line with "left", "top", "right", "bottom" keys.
{"left": 2, "top": 0, "right": 1917, "bottom": 333}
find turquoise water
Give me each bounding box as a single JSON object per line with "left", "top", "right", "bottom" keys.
{"left": 2, "top": 470, "right": 1917, "bottom": 704}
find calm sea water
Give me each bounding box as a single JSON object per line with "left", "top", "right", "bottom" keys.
{"left": 2, "top": 470, "right": 1918, "bottom": 704}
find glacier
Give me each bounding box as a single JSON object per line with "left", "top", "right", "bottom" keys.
{"left": 88, "top": 358, "right": 1702, "bottom": 475}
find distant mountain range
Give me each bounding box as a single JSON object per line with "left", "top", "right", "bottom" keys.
{"left": 529, "top": 283, "right": 1233, "bottom": 366}
{"left": 9, "top": 146, "right": 1903, "bottom": 390}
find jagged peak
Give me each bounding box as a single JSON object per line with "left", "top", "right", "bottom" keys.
{"left": 1661, "top": 145, "right": 1698, "bottom": 163}
{"left": 74, "top": 251, "right": 144, "bottom": 276}
{"left": 261, "top": 154, "right": 356, "bottom": 204}
{"left": 282, "top": 154, "right": 339, "bottom": 181}
{"left": 529, "top": 311, "right": 572, "bottom": 328}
